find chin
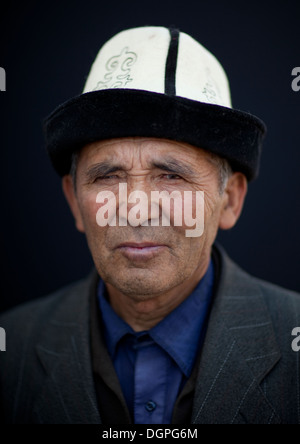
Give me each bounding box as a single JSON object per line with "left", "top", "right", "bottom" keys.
{"left": 108, "top": 272, "right": 174, "bottom": 298}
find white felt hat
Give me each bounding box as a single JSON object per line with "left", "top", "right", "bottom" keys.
{"left": 83, "top": 27, "right": 232, "bottom": 109}
{"left": 45, "top": 26, "right": 266, "bottom": 180}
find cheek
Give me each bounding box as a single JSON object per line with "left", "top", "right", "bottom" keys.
{"left": 172, "top": 191, "right": 214, "bottom": 239}
{"left": 79, "top": 192, "right": 106, "bottom": 237}
{"left": 182, "top": 189, "right": 222, "bottom": 247}
{"left": 203, "top": 198, "right": 224, "bottom": 245}
{"left": 202, "top": 188, "right": 223, "bottom": 222}
{"left": 165, "top": 192, "right": 202, "bottom": 228}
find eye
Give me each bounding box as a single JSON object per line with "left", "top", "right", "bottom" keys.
{"left": 95, "top": 175, "right": 119, "bottom": 181}
{"left": 162, "top": 174, "right": 182, "bottom": 180}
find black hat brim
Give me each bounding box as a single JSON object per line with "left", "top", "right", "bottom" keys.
{"left": 44, "top": 89, "right": 267, "bottom": 181}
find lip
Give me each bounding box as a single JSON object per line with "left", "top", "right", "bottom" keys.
{"left": 116, "top": 242, "right": 166, "bottom": 249}
{"left": 115, "top": 242, "right": 167, "bottom": 260}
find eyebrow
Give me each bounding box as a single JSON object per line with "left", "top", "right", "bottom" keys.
{"left": 151, "top": 158, "right": 196, "bottom": 177}
{"left": 84, "top": 157, "right": 196, "bottom": 182}
{"left": 85, "top": 162, "right": 122, "bottom": 182}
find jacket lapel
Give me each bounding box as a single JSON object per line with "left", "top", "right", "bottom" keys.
{"left": 192, "top": 247, "right": 282, "bottom": 424}
{"left": 34, "top": 272, "right": 102, "bottom": 424}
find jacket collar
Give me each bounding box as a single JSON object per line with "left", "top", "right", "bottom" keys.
{"left": 191, "top": 245, "right": 281, "bottom": 424}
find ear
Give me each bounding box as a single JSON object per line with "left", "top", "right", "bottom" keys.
{"left": 62, "top": 175, "right": 85, "bottom": 233}
{"left": 219, "top": 173, "right": 248, "bottom": 230}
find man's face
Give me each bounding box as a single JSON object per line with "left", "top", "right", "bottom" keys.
{"left": 67, "top": 138, "right": 233, "bottom": 300}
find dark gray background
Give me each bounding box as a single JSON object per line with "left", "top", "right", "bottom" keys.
{"left": 0, "top": 0, "right": 299, "bottom": 313}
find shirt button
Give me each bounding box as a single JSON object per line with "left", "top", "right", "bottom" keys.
{"left": 145, "top": 401, "right": 157, "bottom": 412}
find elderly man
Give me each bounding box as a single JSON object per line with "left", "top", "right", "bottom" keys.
{"left": 0, "top": 27, "right": 299, "bottom": 425}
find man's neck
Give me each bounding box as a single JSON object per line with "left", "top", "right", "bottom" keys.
{"left": 105, "top": 259, "right": 210, "bottom": 332}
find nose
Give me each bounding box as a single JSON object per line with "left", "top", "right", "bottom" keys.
{"left": 118, "top": 180, "right": 153, "bottom": 227}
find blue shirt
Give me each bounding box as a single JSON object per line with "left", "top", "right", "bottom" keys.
{"left": 98, "top": 260, "right": 214, "bottom": 424}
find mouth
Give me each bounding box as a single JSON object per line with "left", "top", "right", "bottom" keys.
{"left": 115, "top": 242, "right": 168, "bottom": 261}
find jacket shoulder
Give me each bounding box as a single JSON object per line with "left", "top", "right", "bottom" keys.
{"left": 0, "top": 272, "right": 98, "bottom": 424}
{"left": 0, "top": 271, "right": 98, "bottom": 372}
{"left": 255, "top": 277, "right": 300, "bottom": 353}
{"left": 0, "top": 275, "right": 91, "bottom": 332}
{"left": 250, "top": 274, "right": 300, "bottom": 321}
{"left": 217, "top": 244, "right": 300, "bottom": 358}
{"left": 217, "top": 244, "right": 300, "bottom": 315}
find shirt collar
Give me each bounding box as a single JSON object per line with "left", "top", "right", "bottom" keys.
{"left": 149, "top": 260, "right": 214, "bottom": 376}
{"left": 98, "top": 283, "right": 134, "bottom": 358}
{"left": 98, "top": 260, "right": 215, "bottom": 378}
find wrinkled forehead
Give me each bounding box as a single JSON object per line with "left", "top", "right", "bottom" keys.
{"left": 78, "top": 137, "right": 211, "bottom": 170}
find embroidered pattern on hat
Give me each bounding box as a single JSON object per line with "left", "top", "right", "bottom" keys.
{"left": 202, "top": 68, "right": 223, "bottom": 105}
{"left": 93, "top": 47, "right": 138, "bottom": 91}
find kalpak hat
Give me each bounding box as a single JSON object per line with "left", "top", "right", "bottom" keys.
{"left": 44, "top": 26, "right": 266, "bottom": 181}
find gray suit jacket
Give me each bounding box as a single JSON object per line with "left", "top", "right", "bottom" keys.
{"left": 1, "top": 245, "right": 300, "bottom": 424}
